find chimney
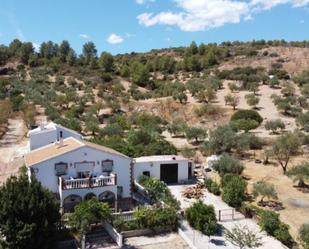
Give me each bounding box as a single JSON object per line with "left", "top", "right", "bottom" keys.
{"left": 40, "top": 122, "right": 45, "bottom": 130}
{"left": 58, "top": 137, "right": 64, "bottom": 148}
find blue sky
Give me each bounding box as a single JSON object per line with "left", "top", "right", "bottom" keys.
{"left": 0, "top": 0, "right": 309, "bottom": 55}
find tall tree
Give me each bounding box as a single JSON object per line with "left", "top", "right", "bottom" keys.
{"left": 58, "top": 40, "right": 71, "bottom": 62}
{"left": 99, "top": 52, "right": 114, "bottom": 72}
{"left": 82, "top": 41, "right": 97, "bottom": 63}
{"left": 0, "top": 174, "right": 60, "bottom": 249}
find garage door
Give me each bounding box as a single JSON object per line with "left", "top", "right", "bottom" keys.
{"left": 160, "top": 164, "right": 178, "bottom": 184}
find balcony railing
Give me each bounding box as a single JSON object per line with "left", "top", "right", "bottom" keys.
{"left": 60, "top": 174, "right": 116, "bottom": 190}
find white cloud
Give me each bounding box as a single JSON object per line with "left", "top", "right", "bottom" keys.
{"left": 106, "top": 33, "right": 124, "bottom": 44}
{"left": 33, "top": 42, "right": 40, "bottom": 52}
{"left": 136, "top": 0, "right": 155, "bottom": 4}
{"left": 79, "top": 34, "right": 89, "bottom": 39}
{"left": 137, "top": 0, "right": 309, "bottom": 32}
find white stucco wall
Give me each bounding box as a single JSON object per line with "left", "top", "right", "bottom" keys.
{"left": 29, "top": 146, "right": 132, "bottom": 199}
{"left": 29, "top": 125, "right": 82, "bottom": 151}
{"left": 29, "top": 129, "right": 57, "bottom": 150}
{"left": 133, "top": 159, "right": 193, "bottom": 183}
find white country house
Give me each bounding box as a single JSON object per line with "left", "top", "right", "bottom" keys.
{"left": 134, "top": 155, "right": 194, "bottom": 184}
{"left": 24, "top": 137, "right": 133, "bottom": 212}
{"left": 28, "top": 121, "right": 82, "bottom": 150}
{"left": 24, "top": 123, "right": 194, "bottom": 212}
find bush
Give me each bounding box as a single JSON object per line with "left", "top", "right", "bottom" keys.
{"left": 204, "top": 178, "right": 221, "bottom": 195}
{"left": 259, "top": 210, "right": 280, "bottom": 234}
{"left": 185, "top": 201, "right": 217, "bottom": 236}
{"left": 139, "top": 177, "right": 180, "bottom": 209}
{"left": 299, "top": 223, "right": 309, "bottom": 249}
{"left": 212, "top": 154, "right": 244, "bottom": 176}
{"left": 222, "top": 175, "right": 247, "bottom": 208}
{"left": 134, "top": 207, "right": 179, "bottom": 232}
{"left": 274, "top": 223, "right": 294, "bottom": 248}
{"left": 210, "top": 182, "right": 221, "bottom": 196}
{"left": 230, "top": 118, "right": 259, "bottom": 132}
{"left": 231, "top": 109, "right": 263, "bottom": 124}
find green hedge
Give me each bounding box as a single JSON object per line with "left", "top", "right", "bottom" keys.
{"left": 230, "top": 109, "right": 263, "bottom": 124}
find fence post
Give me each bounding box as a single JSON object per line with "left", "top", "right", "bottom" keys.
{"left": 81, "top": 234, "right": 86, "bottom": 249}
{"left": 218, "top": 210, "right": 221, "bottom": 221}
{"left": 232, "top": 209, "right": 234, "bottom": 220}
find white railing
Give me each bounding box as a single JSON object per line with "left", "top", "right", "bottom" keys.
{"left": 60, "top": 174, "right": 116, "bottom": 190}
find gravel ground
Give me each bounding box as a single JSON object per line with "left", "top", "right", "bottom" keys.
{"left": 123, "top": 233, "right": 190, "bottom": 249}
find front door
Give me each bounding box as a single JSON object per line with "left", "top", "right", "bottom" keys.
{"left": 160, "top": 164, "right": 178, "bottom": 184}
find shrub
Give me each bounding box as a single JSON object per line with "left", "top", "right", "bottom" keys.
{"left": 230, "top": 109, "right": 263, "bottom": 124}
{"left": 134, "top": 207, "right": 179, "bottom": 232}
{"left": 265, "top": 119, "right": 285, "bottom": 134}
{"left": 204, "top": 178, "right": 221, "bottom": 195}
{"left": 299, "top": 223, "right": 309, "bottom": 249}
{"left": 230, "top": 118, "right": 259, "bottom": 132}
{"left": 210, "top": 182, "right": 221, "bottom": 196}
{"left": 185, "top": 201, "right": 217, "bottom": 236}
{"left": 274, "top": 223, "right": 294, "bottom": 248}
{"left": 139, "top": 177, "right": 180, "bottom": 209}
{"left": 259, "top": 210, "right": 280, "bottom": 234}
{"left": 212, "top": 154, "right": 244, "bottom": 176}
{"left": 204, "top": 125, "right": 237, "bottom": 154}
{"left": 252, "top": 180, "right": 278, "bottom": 203}
{"left": 222, "top": 175, "right": 247, "bottom": 207}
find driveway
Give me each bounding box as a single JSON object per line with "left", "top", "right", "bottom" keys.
{"left": 169, "top": 184, "right": 287, "bottom": 249}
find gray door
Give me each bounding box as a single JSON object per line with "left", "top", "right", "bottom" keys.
{"left": 160, "top": 164, "right": 178, "bottom": 183}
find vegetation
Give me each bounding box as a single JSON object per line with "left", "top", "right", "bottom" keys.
{"left": 258, "top": 210, "right": 294, "bottom": 248}
{"left": 185, "top": 201, "right": 217, "bottom": 236}
{"left": 0, "top": 174, "right": 60, "bottom": 249}
{"left": 265, "top": 119, "right": 285, "bottom": 134}
{"left": 299, "top": 223, "right": 309, "bottom": 249}
{"left": 271, "top": 132, "right": 301, "bottom": 174}
{"left": 224, "top": 224, "right": 262, "bottom": 249}
{"left": 230, "top": 109, "right": 263, "bottom": 124}
{"left": 252, "top": 180, "right": 278, "bottom": 204}
{"left": 287, "top": 162, "right": 309, "bottom": 188}
{"left": 139, "top": 176, "right": 180, "bottom": 209}
{"left": 69, "top": 199, "right": 111, "bottom": 240}
{"left": 222, "top": 174, "right": 247, "bottom": 208}
{"left": 133, "top": 206, "right": 179, "bottom": 232}
{"left": 204, "top": 178, "right": 221, "bottom": 196}
{"left": 212, "top": 154, "right": 244, "bottom": 176}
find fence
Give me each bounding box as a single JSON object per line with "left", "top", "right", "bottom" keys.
{"left": 102, "top": 221, "right": 123, "bottom": 247}
{"left": 113, "top": 210, "right": 135, "bottom": 221}
{"left": 217, "top": 208, "right": 244, "bottom": 222}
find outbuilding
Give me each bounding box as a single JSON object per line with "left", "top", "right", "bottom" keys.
{"left": 133, "top": 155, "right": 194, "bottom": 184}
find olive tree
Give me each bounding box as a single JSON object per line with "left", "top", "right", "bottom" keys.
{"left": 252, "top": 180, "right": 278, "bottom": 204}
{"left": 287, "top": 162, "right": 309, "bottom": 188}
{"left": 271, "top": 132, "right": 301, "bottom": 174}
{"left": 225, "top": 224, "right": 262, "bottom": 249}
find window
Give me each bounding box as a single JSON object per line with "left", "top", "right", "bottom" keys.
{"left": 55, "top": 162, "right": 68, "bottom": 176}
{"left": 142, "top": 171, "right": 150, "bottom": 177}
{"left": 102, "top": 160, "right": 113, "bottom": 172}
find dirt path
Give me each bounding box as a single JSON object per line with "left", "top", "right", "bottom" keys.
{"left": 215, "top": 81, "right": 297, "bottom": 137}
{"left": 0, "top": 116, "right": 28, "bottom": 184}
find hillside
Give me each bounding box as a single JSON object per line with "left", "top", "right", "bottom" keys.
{"left": 0, "top": 39, "right": 309, "bottom": 245}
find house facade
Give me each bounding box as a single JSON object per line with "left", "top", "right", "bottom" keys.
{"left": 133, "top": 155, "right": 194, "bottom": 184}
{"left": 25, "top": 123, "right": 195, "bottom": 212}
{"left": 24, "top": 137, "right": 133, "bottom": 212}
{"left": 28, "top": 122, "right": 82, "bottom": 151}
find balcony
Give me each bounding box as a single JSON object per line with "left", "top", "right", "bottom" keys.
{"left": 59, "top": 174, "right": 116, "bottom": 190}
